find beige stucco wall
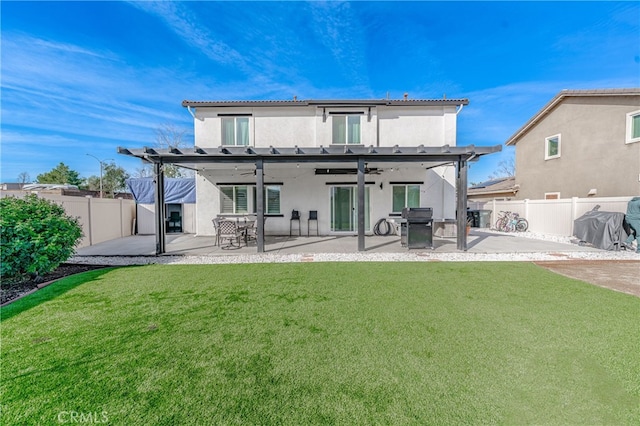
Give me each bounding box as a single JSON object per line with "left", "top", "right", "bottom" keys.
{"left": 514, "top": 95, "right": 640, "bottom": 199}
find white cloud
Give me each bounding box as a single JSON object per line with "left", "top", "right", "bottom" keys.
{"left": 308, "top": 1, "right": 371, "bottom": 90}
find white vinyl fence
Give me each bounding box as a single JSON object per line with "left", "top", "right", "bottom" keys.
{"left": 1, "top": 191, "right": 136, "bottom": 248}
{"left": 468, "top": 196, "right": 633, "bottom": 237}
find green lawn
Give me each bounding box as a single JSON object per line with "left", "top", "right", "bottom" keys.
{"left": 2, "top": 263, "right": 639, "bottom": 425}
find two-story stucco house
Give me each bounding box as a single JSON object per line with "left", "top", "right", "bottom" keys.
{"left": 505, "top": 88, "right": 640, "bottom": 200}
{"left": 119, "top": 97, "right": 500, "bottom": 253}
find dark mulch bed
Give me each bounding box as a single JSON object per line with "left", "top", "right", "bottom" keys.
{"left": 1, "top": 263, "right": 108, "bottom": 306}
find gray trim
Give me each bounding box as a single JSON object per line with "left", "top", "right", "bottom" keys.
{"left": 118, "top": 144, "right": 500, "bottom": 164}
{"left": 456, "top": 160, "right": 468, "bottom": 251}
{"left": 215, "top": 182, "right": 284, "bottom": 186}
{"left": 182, "top": 98, "right": 469, "bottom": 108}
{"left": 256, "top": 159, "right": 265, "bottom": 253}
{"left": 357, "top": 158, "right": 366, "bottom": 251}
{"left": 154, "top": 163, "right": 166, "bottom": 255}
{"left": 324, "top": 181, "right": 376, "bottom": 185}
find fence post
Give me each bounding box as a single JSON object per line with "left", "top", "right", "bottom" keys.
{"left": 571, "top": 197, "right": 578, "bottom": 235}
{"left": 87, "top": 196, "right": 93, "bottom": 246}
{"left": 524, "top": 199, "right": 529, "bottom": 220}
{"left": 119, "top": 198, "right": 124, "bottom": 237}
{"left": 492, "top": 198, "right": 497, "bottom": 226}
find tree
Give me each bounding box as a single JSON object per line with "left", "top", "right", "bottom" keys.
{"left": 133, "top": 165, "right": 153, "bottom": 178}
{"left": 85, "top": 162, "right": 130, "bottom": 198}
{"left": 154, "top": 123, "right": 194, "bottom": 178}
{"left": 487, "top": 151, "right": 515, "bottom": 180}
{"left": 17, "top": 172, "right": 31, "bottom": 184}
{"left": 36, "top": 162, "right": 83, "bottom": 186}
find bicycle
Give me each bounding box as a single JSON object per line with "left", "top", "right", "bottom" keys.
{"left": 494, "top": 211, "right": 528, "bottom": 232}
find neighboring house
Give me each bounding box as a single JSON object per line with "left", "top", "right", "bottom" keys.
{"left": 0, "top": 183, "right": 133, "bottom": 199}
{"left": 119, "top": 98, "right": 501, "bottom": 253}
{"left": 505, "top": 88, "right": 640, "bottom": 200}
{"left": 467, "top": 177, "right": 519, "bottom": 201}
{"left": 1, "top": 183, "right": 28, "bottom": 191}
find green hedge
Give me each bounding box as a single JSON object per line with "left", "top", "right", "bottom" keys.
{"left": 1, "top": 195, "right": 83, "bottom": 281}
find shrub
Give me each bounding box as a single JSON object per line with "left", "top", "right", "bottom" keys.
{"left": 1, "top": 195, "right": 83, "bottom": 281}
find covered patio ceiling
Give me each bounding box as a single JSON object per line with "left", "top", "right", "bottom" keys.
{"left": 118, "top": 143, "right": 502, "bottom": 254}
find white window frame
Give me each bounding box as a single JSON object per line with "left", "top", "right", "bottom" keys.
{"left": 254, "top": 185, "right": 282, "bottom": 215}
{"left": 221, "top": 116, "right": 250, "bottom": 146}
{"left": 544, "top": 192, "right": 561, "bottom": 200}
{"left": 332, "top": 114, "right": 362, "bottom": 145}
{"left": 220, "top": 185, "right": 249, "bottom": 214}
{"left": 221, "top": 185, "right": 282, "bottom": 215}
{"left": 391, "top": 184, "right": 421, "bottom": 213}
{"left": 626, "top": 110, "right": 640, "bottom": 144}
{"left": 545, "top": 134, "right": 561, "bottom": 160}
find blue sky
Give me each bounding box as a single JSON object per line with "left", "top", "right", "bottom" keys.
{"left": 2, "top": 1, "right": 639, "bottom": 184}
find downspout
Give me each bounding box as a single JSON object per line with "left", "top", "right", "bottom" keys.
{"left": 187, "top": 105, "right": 202, "bottom": 121}
{"left": 456, "top": 104, "right": 464, "bottom": 115}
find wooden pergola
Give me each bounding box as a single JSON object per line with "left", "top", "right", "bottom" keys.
{"left": 118, "top": 144, "right": 502, "bottom": 254}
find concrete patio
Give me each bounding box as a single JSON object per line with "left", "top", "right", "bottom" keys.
{"left": 75, "top": 229, "right": 608, "bottom": 257}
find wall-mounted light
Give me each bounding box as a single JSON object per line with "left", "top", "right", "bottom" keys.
{"left": 588, "top": 188, "right": 597, "bottom": 196}
{"left": 379, "top": 182, "right": 383, "bottom": 190}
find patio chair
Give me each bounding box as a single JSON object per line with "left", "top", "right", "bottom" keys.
{"left": 211, "top": 218, "right": 221, "bottom": 246}
{"left": 308, "top": 210, "right": 318, "bottom": 236}
{"left": 243, "top": 220, "right": 257, "bottom": 245}
{"left": 290, "top": 209, "right": 301, "bottom": 236}
{"left": 217, "top": 219, "right": 243, "bottom": 249}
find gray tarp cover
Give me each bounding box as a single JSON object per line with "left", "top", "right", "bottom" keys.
{"left": 573, "top": 211, "right": 629, "bottom": 251}
{"left": 625, "top": 197, "right": 640, "bottom": 233}
{"left": 126, "top": 178, "right": 196, "bottom": 204}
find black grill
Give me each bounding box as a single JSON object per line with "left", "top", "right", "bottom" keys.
{"left": 401, "top": 207, "right": 433, "bottom": 220}
{"left": 400, "top": 208, "right": 434, "bottom": 249}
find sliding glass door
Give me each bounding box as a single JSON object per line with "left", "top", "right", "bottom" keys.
{"left": 330, "top": 186, "right": 370, "bottom": 233}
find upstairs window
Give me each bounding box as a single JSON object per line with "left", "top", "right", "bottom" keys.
{"left": 222, "top": 116, "right": 250, "bottom": 146}
{"left": 545, "top": 134, "right": 561, "bottom": 160}
{"left": 332, "top": 114, "right": 361, "bottom": 144}
{"left": 392, "top": 185, "right": 420, "bottom": 213}
{"left": 626, "top": 110, "right": 640, "bottom": 144}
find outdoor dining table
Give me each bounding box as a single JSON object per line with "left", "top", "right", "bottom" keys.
{"left": 216, "top": 215, "right": 258, "bottom": 246}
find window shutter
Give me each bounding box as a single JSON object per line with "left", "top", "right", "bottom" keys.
{"left": 236, "top": 186, "right": 248, "bottom": 213}
{"left": 221, "top": 187, "right": 234, "bottom": 213}
{"left": 266, "top": 186, "right": 281, "bottom": 214}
